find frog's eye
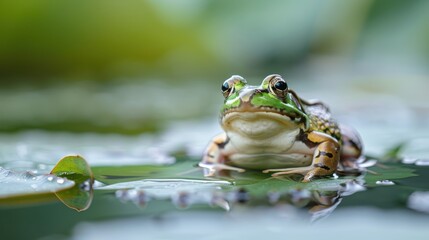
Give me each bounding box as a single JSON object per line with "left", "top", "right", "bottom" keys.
{"left": 269, "top": 76, "right": 288, "bottom": 98}
{"left": 221, "top": 82, "right": 230, "bottom": 92}
{"left": 221, "top": 75, "right": 246, "bottom": 98}
{"left": 221, "top": 80, "right": 233, "bottom": 98}
{"left": 274, "top": 81, "right": 287, "bottom": 91}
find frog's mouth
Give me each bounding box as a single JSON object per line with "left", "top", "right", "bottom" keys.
{"left": 221, "top": 110, "right": 301, "bottom": 139}
{"left": 222, "top": 106, "right": 303, "bottom": 122}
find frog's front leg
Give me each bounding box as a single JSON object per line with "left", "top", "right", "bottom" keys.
{"left": 264, "top": 132, "right": 340, "bottom": 182}
{"left": 301, "top": 139, "right": 339, "bottom": 182}
{"left": 199, "top": 133, "right": 245, "bottom": 177}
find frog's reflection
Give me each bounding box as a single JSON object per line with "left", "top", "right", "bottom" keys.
{"left": 114, "top": 176, "right": 366, "bottom": 222}
{"left": 302, "top": 179, "right": 365, "bottom": 221}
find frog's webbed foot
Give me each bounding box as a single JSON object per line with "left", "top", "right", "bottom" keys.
{"left": 198, "top": 162, "right": 245, "bottom": 177}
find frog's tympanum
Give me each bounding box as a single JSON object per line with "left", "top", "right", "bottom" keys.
{"left": 200, "top": 74, "right": 363, "bottom": 182}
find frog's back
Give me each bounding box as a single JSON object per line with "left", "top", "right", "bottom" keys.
{"left": 303, "top": 101, "right": 341, "bottom": 141}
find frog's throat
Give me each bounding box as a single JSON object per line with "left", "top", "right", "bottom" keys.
{"left": 221, "top": 105, "right": 310, "bottom": 130}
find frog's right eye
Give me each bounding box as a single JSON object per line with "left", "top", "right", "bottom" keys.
{"left": 221, "top": 80, "right": 233, "bottom": 98}
{"left": 222, "top": 75, "right": 247, "bottom": 98}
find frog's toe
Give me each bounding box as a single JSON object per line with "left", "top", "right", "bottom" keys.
{"left": 302, "top": 172, "right": 314, "bottom": 182}
{"left": 272, "top": 169, "right": 315, "bottom": 182}
{"left": 199, "top": 162, "right": 245, "bottom": 177}
{"left": 262, "top": 168, "right": 297, "bottom": 174}
{"left": 302, "top": 168, "right": 334, "bottom": 182}
{"left": 266, "top": 167, "right": 312, "bottom": 177}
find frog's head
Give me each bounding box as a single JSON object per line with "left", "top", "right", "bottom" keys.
{"left": 220, "top": 74, "right": 309, "bottom": 139}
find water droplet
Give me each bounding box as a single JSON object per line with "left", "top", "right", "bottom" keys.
{"left": 402, "top": 157, "right": 418, "bottom": 164}
{"left": 376, "top": 180, "right": 395, "bottom": 186}
{"left": 415, "top": 159, "right": 429, "bottom": 166}
{"left": 31, "top": 184, "right": 38, "bottom": 189}
{"left": 80, "top": 180, "right": 92, "bottom": 191}
{"left": 47, "top": 176, "right": 54, "bottom": 182}
{"left": 56, "top": 178, "right": 65, "bottom": 184}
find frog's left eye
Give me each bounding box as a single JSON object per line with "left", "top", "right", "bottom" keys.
{"left": 269, "top": 76, "right": 288, "bottom": 98}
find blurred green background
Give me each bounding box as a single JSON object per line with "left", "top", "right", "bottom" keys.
{"left": 1, "top": 3, "right": 429, "bottom": 239}
{"left": 1, "top": 0, "right": 428, "bottom": 134}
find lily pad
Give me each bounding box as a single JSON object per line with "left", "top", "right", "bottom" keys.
{"left": 0, "top": 167, "right": 74, "bottom": 199}
{"left": 92, "top": 158, "right": 202, "bottom": 185}
{"left": 0, "top": 155, "right": 94, "bottom": 211}
{"left": 91, "top": 156, "right": 418, "bottom": 213}
{"left": 364, "top": 164, "right": 417, "bottom": 187}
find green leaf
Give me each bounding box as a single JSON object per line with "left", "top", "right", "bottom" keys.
{"left": 50, "top": 155, "right": 94, "bottom": 212}
{"left": 364, "top": 163, "right": 417, "bottom": 187}
{"left": 50, "top": 155, "right": 93, "bottom": 179}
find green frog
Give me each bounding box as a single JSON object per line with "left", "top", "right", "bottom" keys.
{"left": 199, "top": 74, "right": 363, "bottom": 182}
